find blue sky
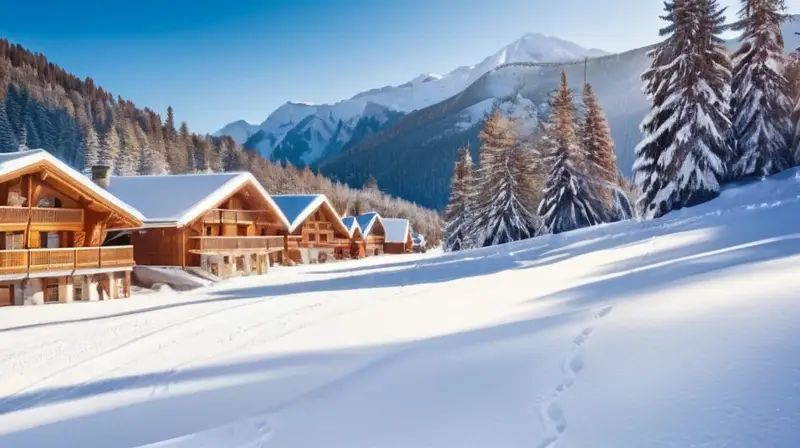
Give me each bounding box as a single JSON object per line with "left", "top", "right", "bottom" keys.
{"left": 1, "top": 0, "right": 799, "bottom": 134}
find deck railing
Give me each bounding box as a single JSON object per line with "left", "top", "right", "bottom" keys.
{"left": 201, "top": 209, "right": 272, "bottom": 225}
{"left": 0, "top": 206, "right": 84, "bottom": 227}
{"left": 190, "top": 236, "right": 285, "bottom": 252}
{"left": 0, "top": 246, "right": 134, "bottom": 275}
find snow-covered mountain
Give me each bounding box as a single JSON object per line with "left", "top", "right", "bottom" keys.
{"left": 215, "top": 33, "right": 608, "bottom": 166}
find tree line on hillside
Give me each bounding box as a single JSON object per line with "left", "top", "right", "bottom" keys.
{"left": 444, "top": 0, "right": 800, "bottom": 251}
{"left": 0, "top": 39, "right": 443, "bottom": 244}
{"left": 443, "top": 72, "right": 633, "bottom": 251}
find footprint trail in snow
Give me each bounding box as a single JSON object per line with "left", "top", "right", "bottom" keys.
{"left": 536, "top": 305, "right": 613, "bottom": 448}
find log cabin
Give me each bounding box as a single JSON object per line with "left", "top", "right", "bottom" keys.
{"left": 0, "top": 150, "right": 144, "bottom": 307}
{"left": 383, "top": 218, "right": 413, "bottom": 254}
{"left": 271, "top": 195, "right": 352, "bottom": 264}
{"left": 340, "top": 216, "right": 365, "bottom": 259}
{"left": 354, "top": 212, "right": 386, "bottom": 257}
{"left": 103, "top": 171, "right": 290, "bottom": 279}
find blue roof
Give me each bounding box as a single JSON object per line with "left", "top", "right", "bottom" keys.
{"left": 341, "top": 216, "right": 360, "bottom": 235}
{"left": 271, "top": 195, "right": 324, "bottom": 229}
{"left": 356, "top": 212, "right": 382, "bottom": 237}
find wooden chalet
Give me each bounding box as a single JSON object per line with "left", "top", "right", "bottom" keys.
{"left": 383, "top": 218, "right": 413, "bottom": 254}
{"left": 0, "top": 150, "right": 144, "bottom": 307}
{"left": 104, "top": 172, "right": 289, "bottom": 279}
{"left": 355, "top": 212, "right": 386, "bottom": 257}
{"left": 271, "top": 195, "right": 352, "bottom": 264}
{"left": 341, "top": 216, "right": 365, "bottom": 259}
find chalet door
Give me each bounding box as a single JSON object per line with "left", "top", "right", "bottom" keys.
{"left": 46, "top": 232, "right": 61, "bottom": 248}
{"left": 0, "top": 285, "right": 12, "bottom": 307}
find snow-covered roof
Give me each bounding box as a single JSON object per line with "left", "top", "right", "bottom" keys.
{"left": 272, "top": 194, "right": 349, "bottom": 234}
{"left": 341, "top": 216, "right": 361, "bottom": 237}
{"left": 383, "top": 218, "right": 412, "bottom": 243}
{"left": 106, "top": 171, "right": 289, "bottom": 229}
{"left": 0, "top": 149, "right": 145, "bottom": 223}
{"left": 355, "top": 212, "right": 384, "bottom": 237}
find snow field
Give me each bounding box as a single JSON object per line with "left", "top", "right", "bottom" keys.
{"left": 0, "top": 170, "right": 799, "bottom": 447}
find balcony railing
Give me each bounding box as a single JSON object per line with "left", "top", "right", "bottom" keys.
{"left": 202, "top": 209, "right": 275, "bottom": 225}
{"left": 0, "top": 246, "right": 135, "bottom": 275}
{"left": 0, "top": 206, "right": 84, "bottom": 228}
{"left": 189, "top": 236, "right": 285, "bottom": 253}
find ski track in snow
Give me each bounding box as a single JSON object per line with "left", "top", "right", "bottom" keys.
{"left": 148, "top": 279, "right": 427, "bottom": 399}
{"left": 0, "top": 262, "right": 430, "bottom": 420}
{"left": 536, "top": 304, "right": 613, "bottom": 448}
{"left": 0, "top": 294, "right": 282, "bottom": 414}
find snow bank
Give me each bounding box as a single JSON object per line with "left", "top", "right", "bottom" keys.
{"left": 133, "top": 266, "right": 214, "bottom": 291}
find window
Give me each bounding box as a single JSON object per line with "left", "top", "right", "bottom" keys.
{"left": 206, "top": 226, "right": 213, "bottom": 236}
{"left": 320, "top": 234, "right": 328, "bottom": 243}
{"left": 45, "top": 279, "right": 59, "bottom": 303}
{"left": 4, "top": 232, "right": 23, "bottom": 250}
{"left": 73, "top": 277, "right": 84, "bottom": 301}
{"left": 309, "top": 233, "right": 316, "bottom": 242}
{"left": 260, "top": 228, "right": 267, "bottom": 236}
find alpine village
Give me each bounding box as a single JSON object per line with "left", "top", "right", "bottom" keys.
{"left": 1, "top": 0, "right": 800, "bottom": 308}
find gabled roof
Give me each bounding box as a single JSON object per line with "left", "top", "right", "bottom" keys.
{"left": 355, "top": 212, "right": 384, "bottom": 237}
{"left": 341, "top": 216, "right": 361, "bottom": 237}
{"left": 0, "top": 149, "right": 144, "bottom": 225}
{"left": 383, "top": 218, "right": 412, "bottom": 243}
{"left": 272, "top": 194, "right": 349, "bottom": 235}
{"left": 106, "top": 171, "right": 290, "bottom": 229}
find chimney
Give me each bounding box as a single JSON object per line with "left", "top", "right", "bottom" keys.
{"left": 91, "top": 165, "right": 111, "bottom": 189}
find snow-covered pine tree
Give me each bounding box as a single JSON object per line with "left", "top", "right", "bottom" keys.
{"left": 443, "top": 145, "right": 475, "bottom": 251}
{"left": 786, "top": 48, "right": 800, "bottom": 166}
{"left": 116, "top": 122, "right": 141, "bottom": 176}
{"left": 538, "top": 71, "right": 604, "bottom": 234}
{"left": 99, "top": 126, "right": 120, "bottom": 172}
{"left": 472, "top": 106, "right": 539, "bottom": 246}
{"left": 633, "top": 0, "right": 732, "bottom": 219}
{"left": 731, "top": 0, "right": 793, "bottom": 177}
{"left": 579, "top": 82, "right": 620, "bottom": 210}
{"left": 17, "top": 126, "right": 28, "bottom": 152}
{"left": 82, "top": 124, "right": 100, "bottom": 174}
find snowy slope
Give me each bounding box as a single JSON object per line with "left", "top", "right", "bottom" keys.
{"left": 1, "top": 170, "right": 800, "bottom": 447}
{"left": 217, "top": 34, "right": 607, "bottom": 165}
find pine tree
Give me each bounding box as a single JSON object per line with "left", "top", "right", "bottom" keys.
{"left": 538, "top": 71, "right": 604, "bottom": 234}
{"left": 731, "top": 0, "right": 793, "bottom": 177}
{"left": 787, "top": 49, "right": 800, "bottom": 166}
{"left": 473, "top": 107, "right": 539, "bottom": 246}
{"left": 633, "top": 0, "right": 732, "bottom": 219}
{"left": 115, "top": 122, "right": 140, "bottom": 176}
{"left": 82, "top": 124, "right": 100, "bottom": 174}
{"left": 100, "top": 126, "right": 120, "bottom": 171}
{"left": 364, "top": 175, "right": 379, "bottom": 192}
{"left": 17, "top": 126, "right": 28, "bottom": 152}
{"left": 0, "top": 104, "right": 17, "bottom": 152}
{"left": 579, "top": 83, "right": 619, "bottom": 209}
{"left": 443, "top": 145, "right": 475, "bottom": 251}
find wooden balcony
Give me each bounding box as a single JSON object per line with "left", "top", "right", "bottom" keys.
{"left": 189, "top": 236, "right": 285, "bottom": 254}
{"left": 0, "top": 246, "right": 135, "bottom": 275}
{"left": 202, "top": 209, "right": 278, "bottom": 226}
{"left": 0, "top": 206, "right": 84, "bottom": 231}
